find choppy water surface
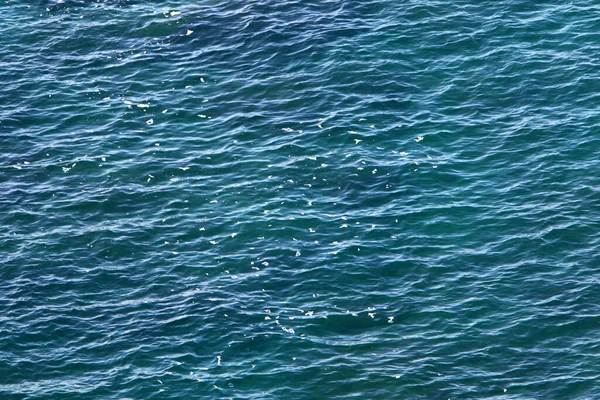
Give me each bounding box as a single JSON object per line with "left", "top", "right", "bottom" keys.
{"left": 2, "top": 1, "right": 600, "bottom": 398}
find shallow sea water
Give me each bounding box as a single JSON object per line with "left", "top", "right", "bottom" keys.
{"left": 2, "top": 1, "right": 600, "bottom": 398}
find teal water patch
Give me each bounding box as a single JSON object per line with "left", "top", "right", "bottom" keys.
{"left": 2, "top": 1, "right": 600, "bottom": 398}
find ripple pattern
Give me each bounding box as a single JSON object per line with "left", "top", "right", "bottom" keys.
{"left": 2, "top": 1, "right": 600, "bottom": 398}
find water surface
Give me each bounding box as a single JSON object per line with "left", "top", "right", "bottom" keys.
{"left": 2, "top": 1, "right": 600, "bottom": 398}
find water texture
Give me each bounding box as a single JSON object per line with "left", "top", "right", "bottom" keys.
{"left": 2, "top": 1, "right": 600, "bottom": 398}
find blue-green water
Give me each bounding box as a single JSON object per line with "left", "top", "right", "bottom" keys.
{"left": 2, "top": 1, "right": 600, "bottom": 398}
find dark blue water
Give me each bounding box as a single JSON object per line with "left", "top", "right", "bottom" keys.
{"left": 2, "top": 1, "right": 600, "bottom": 398}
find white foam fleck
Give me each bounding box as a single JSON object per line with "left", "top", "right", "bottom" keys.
{"left": 146, "top": 118, "right": 154, "bottom": 125}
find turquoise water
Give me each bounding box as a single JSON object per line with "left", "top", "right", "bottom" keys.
{"left": 2, "top": 1, "right": 600, "bottom": 398}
